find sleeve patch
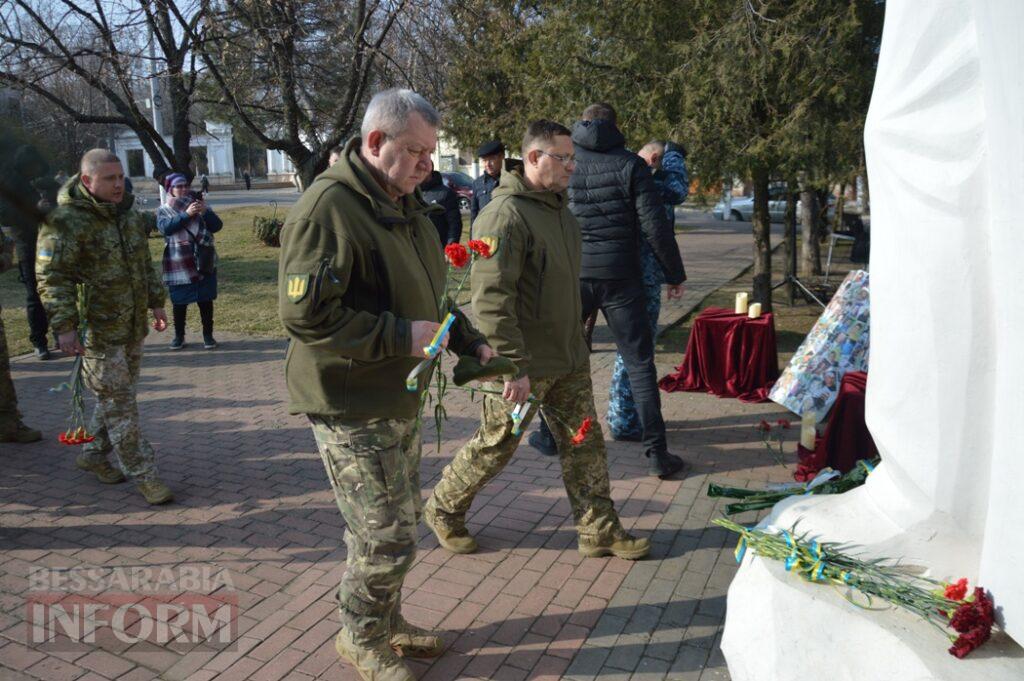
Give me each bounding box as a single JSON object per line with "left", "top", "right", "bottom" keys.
{"left": 286, "top": 273, "right": 312, "bottom": 302}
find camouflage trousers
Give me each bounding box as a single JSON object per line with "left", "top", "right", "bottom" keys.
{"left": 79, "top": 342, "right": 158, "bottom": 481}
{"left": 430, "top": 361, "right": 622, "bottom": 543}
{"left": 309, "top": 415, "right": 422, "bottom": 644}
{"left": 0, "top": 305, "right": 22, "bottom": 432}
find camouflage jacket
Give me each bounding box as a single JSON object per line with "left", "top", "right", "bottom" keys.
{"left": 36, "top": 177, "right": 166, "bottom": 348}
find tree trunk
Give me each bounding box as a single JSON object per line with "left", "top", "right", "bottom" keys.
{"left": 799, "top": 188, "right": 821, "bottom": 276}
{"left": 784, "top": 188, "right": 798, "bottom": 304}
{"left": 751, "top": 165, "right": 772, "bottom": 312}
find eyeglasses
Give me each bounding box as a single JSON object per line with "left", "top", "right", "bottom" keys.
{"left": 537, "top": 150, "right": 576, "bottom": 166}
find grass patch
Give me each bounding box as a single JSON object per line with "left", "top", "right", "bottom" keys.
{"left": 1, "top": 208, "right": 479, "bottom": 356}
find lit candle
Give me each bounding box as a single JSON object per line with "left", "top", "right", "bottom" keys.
{"left": 735, "top": 292, "right": 749, "bottom": 314}
{"left": 747, "top": 302, "right": 762, "bottom": 319}
{"left": 800, "top": 411, "right": 817, "bottom": 449}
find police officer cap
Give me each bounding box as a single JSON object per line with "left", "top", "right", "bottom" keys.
{"left": 476, "top": 140, "right": 505, "bottom": 158}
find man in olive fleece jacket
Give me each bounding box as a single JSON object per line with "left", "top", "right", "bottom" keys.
{"left": 424, "top": 120, "right": 651, "bottom": 563}
{"left": 277, "top": 89, "right": 494, "bottom": 681}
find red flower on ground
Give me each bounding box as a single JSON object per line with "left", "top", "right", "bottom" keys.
{"left": 571, "top": 417, "right": 593, "bottom": 446}
{"left": 776, "top": 419, "right": 792, "bottom": 429}
{"left": 444, "top": 243, "right": 470, "bottom": 268}
{"left": 467, "top": 239, "right": 492, "bottom": 258}
{"left": 945, "top": 578, "right": 969, "bottom": 602}
{"left": 58, "top": 432, "right": 68, "bottom": 444}
{"left": 947, "top": 587, "right": 995, "bottom": 659}
{"left": 757, "top": 420, "right": 772, "bottom": 433}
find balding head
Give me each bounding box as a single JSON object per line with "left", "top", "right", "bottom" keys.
{"left": 638, "top": 140, "right": 665, "bottom": 170}
{"left": 79, "top": 149, "right": 125, "bottom": 204}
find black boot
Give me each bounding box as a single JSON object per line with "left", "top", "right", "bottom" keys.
{"left": 527, "top": 415, "right": 558, "bottom": 456}
{"left": 648, "top": 451, "right": 687, "bottom": 479}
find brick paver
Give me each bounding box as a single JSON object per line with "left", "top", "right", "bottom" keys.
{"left": 1, "top": 212, "right": 795, "bottom": 679}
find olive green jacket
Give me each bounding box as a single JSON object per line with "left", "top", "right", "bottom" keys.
{"left": 278, "top": 137, "right": 485, "bottom": 418}
{"left": 470, "top": 162, "right": 589, "bottom": 379}
{"left": 36, "top": 178, "right": 166, "bottom": 349}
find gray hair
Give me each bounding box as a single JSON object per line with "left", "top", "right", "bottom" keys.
{"left": 360, "top": 88, "right": 441, "bottom": 139}
{"left": 640, "top": 140, "right": 665, "bottom": 156}
{"left": 80, "top": 148, "right": 121, "bottom": 174}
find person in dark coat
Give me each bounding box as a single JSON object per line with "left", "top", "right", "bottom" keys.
{"left": 469, "top": 139, "right": 504, "bottom": 231}
{"left": 0, "top": 144, "right": 54, "bottom": 359}
{"left": 156, "top": 173, "right": 223, "bottom": 350}
{"left": 534, "top": 103, "right": 687, "bottom": 479}
{"left": 419, "top": 165, "right": 462, "bottom": 245}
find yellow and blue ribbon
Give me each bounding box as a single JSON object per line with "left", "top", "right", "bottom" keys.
{"left": 423, "top": 313, "right": 456, "bottom": 358}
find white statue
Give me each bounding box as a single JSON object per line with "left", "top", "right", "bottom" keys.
{"left": 722, "top": 1, "right": 1024, "bottom": 678}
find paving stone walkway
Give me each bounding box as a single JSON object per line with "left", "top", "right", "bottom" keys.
{"left": 1, "top": 212, "right": 796, "bottom": 680}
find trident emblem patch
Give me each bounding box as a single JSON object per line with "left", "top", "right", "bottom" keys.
{"left": 286, "top": 273, "right": 311, "bottom": 302}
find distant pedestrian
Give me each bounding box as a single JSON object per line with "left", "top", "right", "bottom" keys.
{"left": 200, "top": 173, "right": 210, "bottom": 194}
{"left": 157, "top": 173, "right": 223, "bottom": 350}
{"left": 419, "top": 163, "right": 462, "bottom": 245}
{"left": 469, "top": 139, "right": 504, "bottom": 232}
{"left": 243, "top": 170, "right": 251, "bottom": 190}
{"left": 606, "top": 140, "right": 689, "bottom": 440}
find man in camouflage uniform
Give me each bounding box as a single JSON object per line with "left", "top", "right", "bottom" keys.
{"left": 36, "top": 149, "right": 172, "bottom": 504}
{"left": 424, "top": 120, "right": 651, "bottom": 561}
{"left": 278, "top": 89, "right": 494, "bottom": 681}
{"left": 0, "top": 227, "right": 43, "bottom": 443}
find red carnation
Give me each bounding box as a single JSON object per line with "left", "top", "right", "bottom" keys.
{"left": 776, "top": 419, "right": 791, "bottom": 429}
{"left": 947, "top": 587, "right": 994, "bottom": 659}
{"left": 757, "top": 420, "right": 772, "bottom": 433}
{"left": 571, "top": 417, "right": 593, "bottom": 446}
{"left": 944, "top": 578, "right": 969, "bottom": 602}
{"left": 444, "top": 243, "right": 470, "bottom": 268}
{"left": 467, "top": 239, "right": 492, "bottom": 258}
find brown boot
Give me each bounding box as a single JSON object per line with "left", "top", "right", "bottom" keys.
{"left": 335, "top": 628, "right": 415, "bottom": 681}
{"left": 0, "top": 421, "right": 42, "bottom": 444}
{"left": 136, "top": 478, "right": 174, "bottom": 505}
{"left": 423, "top": 497, "right": 477, "bottom": 554}
{"left": 75, "top": 455, "right": 126, "bottom": 484}
{"left": 579, "top": 530, "right": 651, "bottom": 560}
{"left": 390, "top": 615, "right": 445, "bottom": 658}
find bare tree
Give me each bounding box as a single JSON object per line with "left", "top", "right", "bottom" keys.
{"left": 180, "top": 0, "right": 433, "bottom": 189}
{"left": 0, "top": 0, "right": 208, "bottom": 180}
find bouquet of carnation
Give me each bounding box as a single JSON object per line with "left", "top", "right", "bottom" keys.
{"left": 708, "top": 458, "right": 880, "bottom": 515}
{"left": 717, "top": 518, "right": 996, "bottom": 658}
{"left": 51, "top": 285, "right": 95, "bottom": 445}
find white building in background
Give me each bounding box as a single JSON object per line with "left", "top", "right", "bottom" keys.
{"left": 266, "top": 149, "right": 296, "bottom": 183}
{"left": 113, "top": 121, "right": 236, "bottom": 183}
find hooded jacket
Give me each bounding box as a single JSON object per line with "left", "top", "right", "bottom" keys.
{"left": 469, "top": 161, "right": 589, "bottom": 379}
{"left": 36, "top": 177, "right": 166, "bottom": 349}
{"left": 568, "top": 119, "right": 686, "bottom": 284}
{"left": 278, "top": 137, "right": 485, "bottom": 418}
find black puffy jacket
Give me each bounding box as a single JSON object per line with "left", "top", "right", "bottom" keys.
{"left": 568, "top": 120, "right": 685, "bottom": 284}
{"left": 419, "top": 171, "right": 462, "bottom": 245}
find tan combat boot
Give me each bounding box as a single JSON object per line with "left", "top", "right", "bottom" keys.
{"left": 75, "top": 455, "right": 126, "bottom": 484}
{"left": 0, "top": 421, "right": 42, "bottom": 444}
{"left": 423, "top": 497, "right": 477, "bottom": 554}
{"left": 579, "top": 530, "right": 651, "bottom": 560}
{"left": 335, "top": 628, "right": 415, "bottom": 681}
{"left": 136, "top": 478, "right": 174, "bottom": 505}
{"left": 390, "top": 615, "right": 445, "bottom": 658}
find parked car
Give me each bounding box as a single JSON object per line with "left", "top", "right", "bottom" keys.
{"left": 714, "top": 186, "right": 837, "bottom": 223}
{"left": 442, "top": 172, "right": 474, "bottom": 210}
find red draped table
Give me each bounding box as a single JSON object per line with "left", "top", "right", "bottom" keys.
{"left": 659, "top": 306, "right": 779, "bottom": 403}
{"left": 795, "top": 371, "right": 879, "bottom": 482}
